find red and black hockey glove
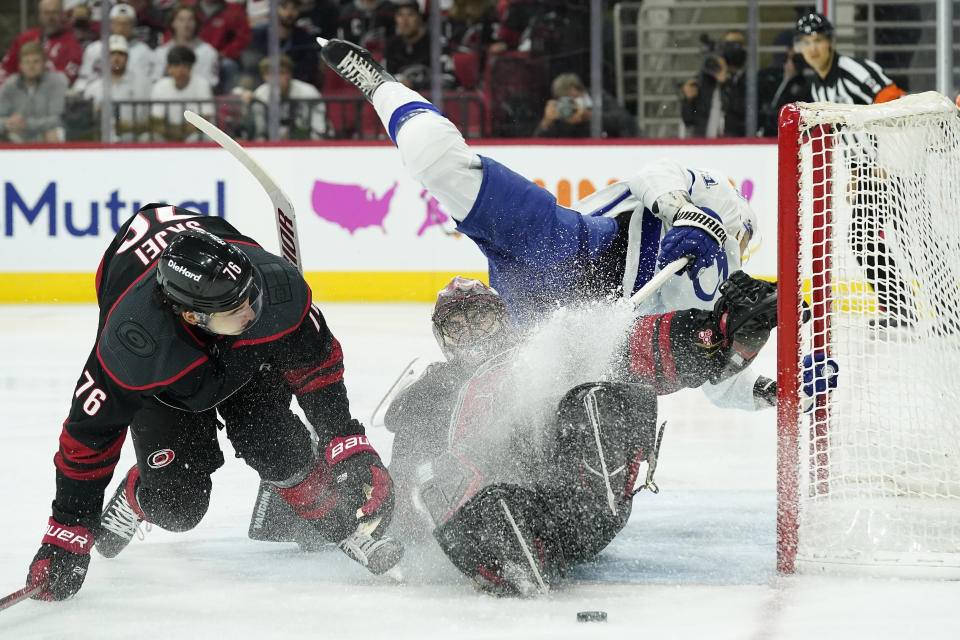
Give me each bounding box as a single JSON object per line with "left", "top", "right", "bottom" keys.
{"left": 324, "top": 435, "right": 394, "bottom": 540}
{"left": 277, "top": 434, "right": 394, "bottom": 544}
{"left": 27, "top": 513, "right": 95, "bottom": 601}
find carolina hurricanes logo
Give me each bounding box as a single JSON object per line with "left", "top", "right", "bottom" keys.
{"left": 697, "top": 328, "right": 714, "bottom": 344}
{"left": 148, "top": 449, "right": 176, "bottom": 469}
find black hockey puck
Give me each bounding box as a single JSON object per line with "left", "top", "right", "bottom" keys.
{"left": 576, "top": 611, "right": 607, "bottom": 623}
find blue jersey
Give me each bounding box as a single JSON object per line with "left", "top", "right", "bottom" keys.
{"left": 457, "top": 156, "right": 627, "bottom": 322}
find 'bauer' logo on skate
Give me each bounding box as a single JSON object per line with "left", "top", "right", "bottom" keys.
{"left": 148, "top": 449, "right": 176, "bottom": 469}
{"left": 325, "top": 435, "right": 375, "bottom": 465}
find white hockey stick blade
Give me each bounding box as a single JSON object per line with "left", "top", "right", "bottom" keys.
{"left": 628, "top": 257, "right": 692, "bottom": 307}
{"left": 369, "top": 358, "right": 427, "bottom": 428}
{"left": 183, "top": 109, "right": 304, "bottom": 273}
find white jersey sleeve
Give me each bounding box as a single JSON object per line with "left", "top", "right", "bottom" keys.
{"left": 627, "top": 159, "right": 756, "bottom": 247}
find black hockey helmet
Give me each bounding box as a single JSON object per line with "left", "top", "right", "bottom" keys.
{"left": 431, "top": 276, "right": 514, "bottom": 364}
{"left": 156, "top": 229, "right": 259, "bottom": 314}
{"left": 795, "top": 12, "right": 834, "bottom": 39}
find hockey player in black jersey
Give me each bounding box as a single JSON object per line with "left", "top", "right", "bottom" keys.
{"left": 26, "top": 205, "right": 399, "bottom": 602}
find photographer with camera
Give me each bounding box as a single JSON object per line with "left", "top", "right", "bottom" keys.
{"left": 534, "top": 72, "right": 638, "bottom": 138}
{"left": 681, "top": 31, "right": 747, "bottom": 138}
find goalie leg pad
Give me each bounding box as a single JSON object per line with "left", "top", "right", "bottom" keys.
{"left": 550, "top": 382, "right": 658, "bottom": 562}
{"left": 434, "top": 484, "right": 564, "bottom": 597}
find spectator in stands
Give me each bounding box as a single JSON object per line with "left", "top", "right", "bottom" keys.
{"left": 153, "top": 4, "right": 219, "bottom": 89}
{"left": 337, "top": 0, "right": 395, "bottom": 55}
{"left": 794, "top": 12, "right": 904, "bottom": 105}
{"left": 246, "top": 55, "right": 328, "bottom": 140}
{"left": 757, "top": 29, "right": 810, "bottom": 136}
{"left": 384, "top": 0, "right": 457, "bottom": 91}
{"left": 126, "top": 0, "right": 170, "bottom": 49}
{"left": 533, "top": 72, "right": 638, "bottom": 138}
{"left": 68, "top": 3, "right": 97, "bottom": 50}
{"left": 75, "top": 3, "right": 157, "bottom": 93}
{"left": 82, "top": 35, "right": 152, "bottom": 142}
{"left": 243, "top": 0, "right": 320, "bottom": 88}
{"left": 150, "top": 45, "right": 214, "bottom": 142}
{"left": 445, "top": 0, "right": 499, "bottom": 67}
{"left": 296, "top": 0, "right": 341, "bottom": 39}
{"left": 491, "top": 0, "right": 552, "bottom": 54}
{"left": 0, "top": 41, "right": 68, "bottom": 143}
{"left": 197, "top": 0, "right": 253, "bottom": 92}
{"left": 0, "top": 0, "right": 83, "bottom": 86}
{"left": 680, "top": 31, "right": 747, "bottom": 138}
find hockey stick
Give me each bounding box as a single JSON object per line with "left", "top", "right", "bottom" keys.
{"left": 0, "top": 583, "right": 43, "bottom": 612}
{"left": 369, "top": 358, "right": 426, "bottom": 428}
{"left": 628, "top": 256, "right": 692, "bottom": 307}
{"left": 183, "top": 110, "right": 304, "bottom": 274}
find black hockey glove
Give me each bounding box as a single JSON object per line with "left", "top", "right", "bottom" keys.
{"left": 710, "top": 271, "right": 778, "bottom": 383}
{"left": 27, "top": 511, "right": 95, "bottom": 601}
{"left": 322, "top": 435, "right": 395, "bottom": 542}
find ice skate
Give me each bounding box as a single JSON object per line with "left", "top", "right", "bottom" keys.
{"left": 96, "top": 467, "right": 148, "bottom": 558}
{"left": 338, "top": 527, "right": 404, "bottom": 576}
{"left": 317, "top": 37, "right": 394, "bottom": 101}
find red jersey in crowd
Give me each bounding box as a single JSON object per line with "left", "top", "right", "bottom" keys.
{"left": 196, "top": 1, "right": 252, "bottom": 60}
{"left": 0, "top": 27, "right": 83, "bottom": 85}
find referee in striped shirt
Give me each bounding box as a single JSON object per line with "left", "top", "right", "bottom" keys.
{"left": 794, "top": 12, "right": 905, "bottom": 105}
{"left": 795, "top": 12, "right": 915, "bottom": 329}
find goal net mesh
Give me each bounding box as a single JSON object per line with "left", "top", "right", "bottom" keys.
{"left": 783, "top": 92, "right": 960, "bottom": 575}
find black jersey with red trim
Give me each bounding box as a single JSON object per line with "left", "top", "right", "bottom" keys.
{"left": 55, "top": 204, "right": 357, "bottom": 519}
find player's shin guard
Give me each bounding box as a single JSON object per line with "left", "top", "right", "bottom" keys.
{"left": 96, "top": 466, "right": 149, "bottom": 559}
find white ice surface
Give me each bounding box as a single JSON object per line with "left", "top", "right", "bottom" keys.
{"left": 1, "top": 304, "right": 958, "bottom": 639}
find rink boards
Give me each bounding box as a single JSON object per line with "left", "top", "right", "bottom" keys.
{"left": 0, "top": 139, "right": 778, "bottom": 303}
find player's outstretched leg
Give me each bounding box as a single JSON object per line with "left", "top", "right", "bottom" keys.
{"left": 96, "top": 466, "right": 148, "bottom": 558}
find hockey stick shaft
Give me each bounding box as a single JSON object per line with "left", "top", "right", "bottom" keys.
{"left": 183, "top": 110, "right": 304, "bottom": 273}
{"left": 0, "top": 583, "right": 43, "bottom": 612}
{"left": 628, "top": 256, "right": 692, "bottom": 307}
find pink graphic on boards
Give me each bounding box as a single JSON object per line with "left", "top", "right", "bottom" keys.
{"left": 417, "top": 189, "right": 450, "bottom": 236}
{"left": 739, "top": 179, "right": 754, "bottom": 201}
{"left": 311, "top": 180, "right": 398, "bottom": 233}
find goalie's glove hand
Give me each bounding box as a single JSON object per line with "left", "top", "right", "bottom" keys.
{"left": 800, "top": 353, "right": 839, "bottom": 413}
{"left": 657, "top": 204, "right": 728, "bottom": 279}
{"left": 27, "top": 512, "right": 94, "bottom": 601}
{"left": 710, "top": 271, "right": 778, "bottom": 383}
{"left": 323, "top": 435, "right": 394, "bottom": 541}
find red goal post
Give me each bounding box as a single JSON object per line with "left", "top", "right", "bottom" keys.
{"left": 777, "top": 92, "right": 960, "bottom": 577}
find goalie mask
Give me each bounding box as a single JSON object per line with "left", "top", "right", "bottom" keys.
{"left": 432, "top": 276, "right": 514, "bottom": 365}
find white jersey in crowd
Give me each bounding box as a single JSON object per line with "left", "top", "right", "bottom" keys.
{"left": 810, "top": 53, "right": 895, "bottom": 105}
{"left": 82, "top": 71, "right": 152, "bottom": 142}
{"left": 252, "top": 78, "right": 328, "bottom": 139}
{"left": 150, "top": 74, "right": 214, "bottom": 141}
{"left": 74, "top": 39, "right": 156, "bottom": 92}
{"left": 152, "top": 39, "right": 220, "bottom": 89}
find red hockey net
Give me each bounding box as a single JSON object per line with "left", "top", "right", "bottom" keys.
{"left": 777, "top": 92, "right": 960, "bottom": 577}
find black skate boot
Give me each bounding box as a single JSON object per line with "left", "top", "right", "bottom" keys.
{"left": 338, "top": 527, "right": 404, "bottom": 576}
{"left": 96, "top": 467, "right": 148, "bottom": 558}
{"left": 317, "top": 37, "right": 395, "bottom": 101}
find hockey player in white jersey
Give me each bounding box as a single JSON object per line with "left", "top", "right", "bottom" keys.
{"left": 317, "top": 37, "right": 773, "bottom": 411}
